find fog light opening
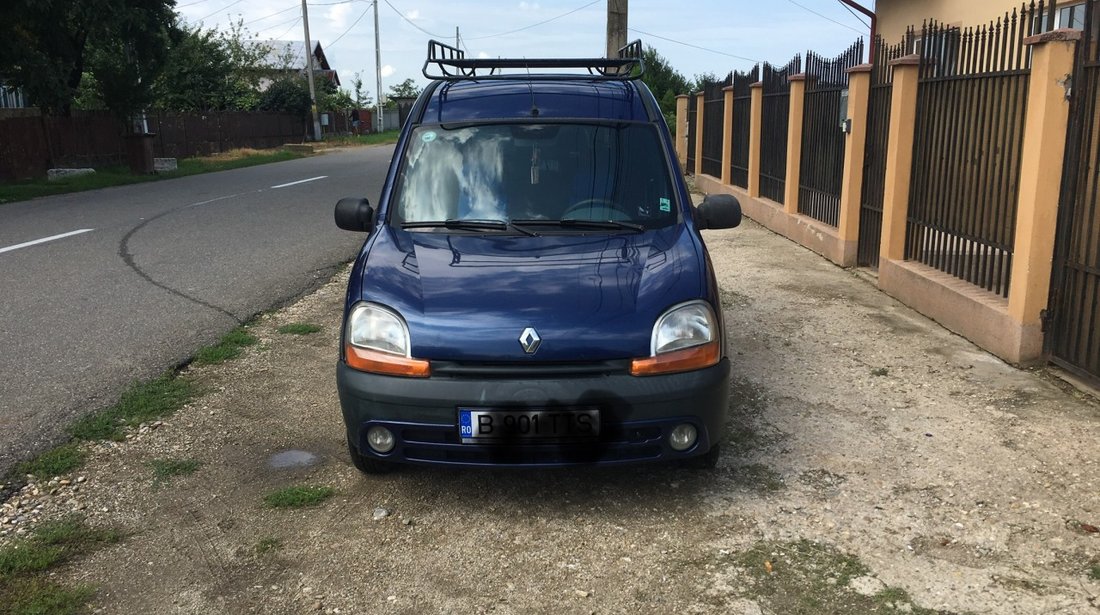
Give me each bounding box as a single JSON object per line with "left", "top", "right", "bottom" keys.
{"left": 669, "top": 423, "right": 698, "bottom": 452}
{"left": 366, "top": 426, "right": 396, "bottom": 454}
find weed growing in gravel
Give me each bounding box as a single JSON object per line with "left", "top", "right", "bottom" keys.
{"left": 730, "top": 539, "right": 951, "bottom": 614}
{"left": 263, "top": 486, "right": 335, "bottom": 509}
{"left": 255, "top": 537, "right": 282, "bottom": 554}
{"left": 1090, "top": 565, "right": 1100, "bottom": 580}
{"left": 150, "top": 458, "right": 201, "bottom": 485}
{"left": 0, "top": 517, "right": 119, "bottom": 614}
{"left": 729, "top": 464, "right": 786, "bottom": 492}
{"left": 68, "top": 375, "right": 194, "bottom": 442}
{"left": 193, "top": 327, "right": 259, "bottom": 365}
{"left": 276, "top": 323, "right": 322, "bottom": 335}
{"left": 15, "top": 445, "right": 86, "bottom": 480}
{"left": 871, "top": 367, "right": 889, "bottom": 377}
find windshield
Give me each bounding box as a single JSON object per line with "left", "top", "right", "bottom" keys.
{"left": 392, "top": 123, "right": 677, "bottom": 230}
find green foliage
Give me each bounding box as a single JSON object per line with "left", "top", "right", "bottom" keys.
{"left": 15, "top": 445, "right": 86, "bottom": 480}
{"left": 276, "top": 323, "right": 322, "bottom": 335}
{"left": 149, "top": 458, "right": 202, "bottom": 483}
{"left": 0, "top": 578, "right": 94, "bottom": 615}
{"left": 255, "top": 537, "right": 282, "bottom": 554}
{"left": 640, "top": 46, "right": 690, "bottom": 116}
{"left": 386, "top": 78, "right": 422, "bottom": 105}
{"left": 257, "top": 77, "right": 312, "bottom": 117}
{"left": 152, "top": 19, "right": 270, "bottom": 112}
{"left": 68, "top": 375, "right": 194, "bottom": 441}
{"left": 351, "top": 72, "right": 373, "bottom": 108}
{"left": 263, "top": 485, "right": 335, "bottom": 509}
{"left": 193, "top": 328, "right": 259, "bottom": 366}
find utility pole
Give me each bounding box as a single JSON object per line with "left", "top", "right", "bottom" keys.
{"left": 606, "top": 0, "right": 628, "bottom": 59}
{"left": 456, "top": 26, "right": 460, "bottom": 49}
{"left": 837, "top": 0, "right": 876, "bottom": 59}
{"left": 374, "top": 0, "right": 384, "bottom": 133}
{"left": 301, "top": 0, "right": 322, "bottom": 141}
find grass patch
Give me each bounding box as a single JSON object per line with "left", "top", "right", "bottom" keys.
{"left": 730, "top": 539, "right": 952, "bottom": 614}
{"left": 870, "top": 367, "right": 890, "bottom": 377}
{"left": 0, "top": 518, "right": 119, "bottom": 615}
{"left": 730, "top": 463, "right": 786, "bottom": 492}
{"left": 0, "top": 149, "right": 304, "bottom": 205}
{"left": 1090, "top": 565, "right": 1100, "bottom": 580}
{"left": 276, "top": 323, "right": 322, "bottom": 335}
{"left": 322, "top": 130, "right": 400, "bottom": 147}
{"left": 68, "top": 375, "right": 194, "bottom": 442}
{"left": 192, "top": 327, "right": 258, "bottom": 366}
{"left": 15, "top": 445, "right": 86, "bottom": 481}
{"left": 263, "top": 485, "right": 335, "bottom": 509}
{"left": 255, "top": 537, "right": 282, "bottom": 554}
{"left": 149, "top": 458, "right": 201, "bottom": 485}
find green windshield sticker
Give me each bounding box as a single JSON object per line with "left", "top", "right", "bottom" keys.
{"left": 659, "top": 197, "right": 671, "bottom": 212}
{"left": 421, "top": 131, "right": 437, "bottom": 143}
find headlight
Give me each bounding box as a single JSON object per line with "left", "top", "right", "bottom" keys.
{"left": 344, "top": 302, "right": 430, "bottom": 377}
{"left": 631, "top": 301, "right": 721, "bottom": 376}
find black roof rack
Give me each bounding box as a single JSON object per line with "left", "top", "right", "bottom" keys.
{"left": 422, "top": 39, "right": 645, "bottom": 81}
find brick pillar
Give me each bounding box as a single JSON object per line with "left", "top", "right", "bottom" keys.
{"left": 1008, "top": 30, "right": 1080, "bottom": 336}
{"left": 837, "top": 64, "right": 874, "bottom": 266}
{"left": 878, "top": 55, "right": 921, "bottom": 264}
{"left": 784, "top": 74, "right": 809, "bottom": 214}
{"left": 747, "top": 82, "right": 763, "bottom": 198}
{"left": 694, "top": 91, "right": 705, "bottom": 176}
{"left": 675, "top": 94, "right": 689, "bottom": 168}
{"left": 721, "top": 85, "right": 735, "bottom": 184}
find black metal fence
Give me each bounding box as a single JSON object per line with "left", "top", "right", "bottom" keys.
{"left": 686, "top": 93, "right": 698, "bottom": 172}
{"left": 759, "top": 56, "right": 801, "bottom": 204}
{"left": 858, "top": 35, "right": 910, "bottom": 268}
{"left": 1048, "top": 0, "right": 1100, "bottom": 379}
{"left": 701, "top": 75, "right": 731, "bottom": 178}
{"left": 904, "top": 4, "right": 1040, "bottom": 297}
{"left": 728, "top": 67, "right": 758, "bottom": 188}
{"left": 798, "top": 40, "right": 864, "bottom": 227}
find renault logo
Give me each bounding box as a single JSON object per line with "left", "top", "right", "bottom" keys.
{"left": 519, "top": 327, "right": 541, "bottom": 354}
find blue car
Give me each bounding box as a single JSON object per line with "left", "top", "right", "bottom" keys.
{"left": 334, "top": 40, "right": 742, "bottom": 473}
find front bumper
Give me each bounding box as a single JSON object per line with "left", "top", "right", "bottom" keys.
{"left": 336, "top": 358, "right": 731, "bottom": 468}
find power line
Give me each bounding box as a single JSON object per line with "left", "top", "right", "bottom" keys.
{"left": 628, "top": 27, "right": 764, "bottom": 64}
{"left": 836, "top": 0, "right": 871, "bottom": 29}
{"left": 269, "top": 17, "right": 303, "bottom": 41}
{"left": 176, "top": 0, "right": 216, "bottom": 8}
{"left": 329, "top": 2, "right": 374, "bottom": 48}
{"left": 783, "top": 0, "right": 865, "bottom": 35}
{"left": 243, "top": 5, "right": 300, "bottom": 26}
{"left": 257, "top": 15, "right": 304, "bottom": 37}
{"left": 464, "top": 0, "right": 601, "bottom": 41}
{"left": 382, "top": 0, "right": 448, "bottom": 38}
{"left": 197, "top": 0, "right": 247, "bottom": 22}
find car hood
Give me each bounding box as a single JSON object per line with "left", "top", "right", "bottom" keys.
{"left": 353, "top": 226, "right": 706, "bottom": 362}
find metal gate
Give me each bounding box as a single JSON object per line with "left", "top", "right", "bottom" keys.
{"left": 1048, "top": 0, "right": 1100, "bottom": 379}
{"left": 701, "top": 76, "right": 730, "bottom": 178}
{"left": 759, "top": 57, "right": 801, "bottom": 204}
{"left": 686, "top": 93, "right": 698, "bottom": 173}
{"left": 728, "top": 67, "right": 758, "bottom": 188}
{"left": 798, "top": 40, "right": 864, "bottom": 227}
{"left": 857, "top": 36, "right": 908, "bottom": 268}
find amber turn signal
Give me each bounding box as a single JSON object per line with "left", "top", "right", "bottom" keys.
{"left": 345, "top": 344, "right": 431, "bottom": 378}
{"left": 630, "top": 341, "right": 720, "bottom": 376}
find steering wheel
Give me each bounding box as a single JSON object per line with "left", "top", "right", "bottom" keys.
{"left": 561, "top": 198, "right": 633, "bottom": 222}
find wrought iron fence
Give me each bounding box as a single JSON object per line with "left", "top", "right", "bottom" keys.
{"left": 858, "top": 35, "right": 910, "bottom": 268}
{"left": 686, "top": 92, "right": 698, "bottom": 172}
{"left": 905, "top": 3, "right": 1040, "bottom": 297}
{"left": 798, "top": 39, "right": 864, "bottom": 227}
{"left": 701, "top": 75, "right": 731, "bottom": 178}
{"left": 759, "top": 56, "right": 801, "bottom": 203}
{"left": 1048, "top": 0, "right": 1100, "bottom": 379}
{"left": 729, "top": 66, "right": 758, "bottom": 188}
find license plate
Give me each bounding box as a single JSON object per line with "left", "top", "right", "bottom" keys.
{"left": 458, "top": 408, "right": 600, "bottom": 444}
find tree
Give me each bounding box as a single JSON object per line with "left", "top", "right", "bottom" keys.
{"left": 640, "top": 46, "right": 690, "bottom": 117}
{"left": 257, "top": 77, "right": 311, "bottom": 117}
{"left": 351, "top": 72, "right": 373, "bottom": 108}
{"left": 387, "top": 78, "right": 421, "bottom": 104}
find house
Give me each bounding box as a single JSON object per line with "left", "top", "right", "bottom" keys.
{"left": 0, "top": 84, "right": 28, "bottom": 108}
{"left": 876, "top": 0, "right": 1086, "bottom": 44}
{"left": 259, "top": 39, "right": 340, "bottom": 91}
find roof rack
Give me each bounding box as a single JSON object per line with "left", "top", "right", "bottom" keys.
{"left": 422, "top": 39, "right": 645, "bottom": 81}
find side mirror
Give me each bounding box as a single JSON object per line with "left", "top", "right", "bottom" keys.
{"left": 696, "top": 193, "right": 742, "bottom": 230}
{"left": 334, "top": 197, "right": 375, "bottom": 232}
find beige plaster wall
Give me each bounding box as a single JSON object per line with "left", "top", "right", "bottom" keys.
{"left": 877, "top": 0, "right": 1022, "bottom": 44}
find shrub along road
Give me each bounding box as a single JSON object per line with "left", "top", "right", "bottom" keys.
{"left": 0, "top": 145, "right": 394, "bottom": 478}
{"left": 2, "top": 213, "right": 1098, "bottom": 614}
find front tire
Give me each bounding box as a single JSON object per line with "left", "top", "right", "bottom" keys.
{"left": 347, "top": 436, "right": 398, "bottom": 475}
{"left": 684, "top": 443, "right": 721, "bottom": 470}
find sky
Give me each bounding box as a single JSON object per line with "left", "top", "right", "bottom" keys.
{"left": 174, "top": 0, "right": 875, "bottom": 100}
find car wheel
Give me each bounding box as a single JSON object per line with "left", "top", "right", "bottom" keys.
{"left": 347, "top": 436, "right": 398, "bottom": 475}
{"left": 684, "top": 443, "right": 721, "bottom": 470}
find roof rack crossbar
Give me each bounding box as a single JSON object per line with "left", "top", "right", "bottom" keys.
{"left": 422, "top": 39, "right": 645, "bottom": 81}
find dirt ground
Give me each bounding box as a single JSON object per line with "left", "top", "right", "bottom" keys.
{"left": 4, "top": 216, "right": 1100, "bottom": 614}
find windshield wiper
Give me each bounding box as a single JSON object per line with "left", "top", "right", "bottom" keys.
{"left": 512, "top": 218, "right": 646, "bottom": 233}
{"left": 401, "top": 219, "right": 538, "bottom": 236}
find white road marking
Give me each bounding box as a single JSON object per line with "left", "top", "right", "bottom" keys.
{"left": 271, "top": 176, "right": 328, "bottom": 189}
{"left": 0, "top": 229, "right": 95, "bottom": 255}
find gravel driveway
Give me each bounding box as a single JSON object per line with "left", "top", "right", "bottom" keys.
{"left": 3, "top": 216, "right": 1099, "bottom": 614}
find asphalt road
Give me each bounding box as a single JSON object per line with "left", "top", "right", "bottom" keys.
{"left": 0, "top": 145, "right": 394, "bottom": 476}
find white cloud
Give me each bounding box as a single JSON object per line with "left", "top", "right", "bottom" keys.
{"left": 405, "top": 9, "right": 420, "bottom": 20}
{"left": 326, "top": 3, "right": 351, "bottom": 28}
{"left": 381, "top": 64, "right": 396, "bottom": 78}
{"left": 477, "top": 51, "right": 490, "bottom": 59}
{"left": 518, "top": 1, "right": 541, "bottom": 10}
